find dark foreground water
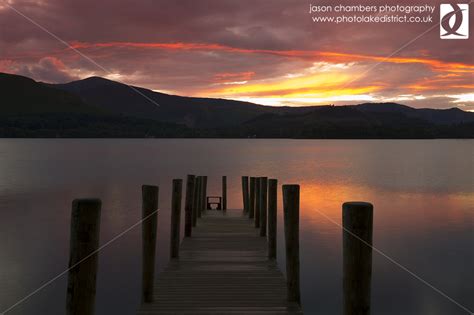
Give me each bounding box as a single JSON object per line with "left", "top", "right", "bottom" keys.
{"left": 0, "top": 139, "right": 472, "bottom": 315}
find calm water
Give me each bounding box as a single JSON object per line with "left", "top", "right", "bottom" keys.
{"left": 0, "top": 139, "right": 472, "bottom": 315}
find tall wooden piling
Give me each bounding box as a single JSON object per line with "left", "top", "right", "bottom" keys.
{"left": 259, "top": 177, "right": 268, "bottom": 237}
{"left": 67, "top": 199, "right": 101, "bottom": 315}
{"left": 249, "top": 177, "right": 256, "bottom": 219}
{"left": 141, "top": 186, "right": 159, "bottom": 303}
{"left": 192, "top": 176, "right": 200, "bottom": 226}
{"left": 343, "top": 202, "right": 373, "bottom": 315}
{"left": 197, "top": 176, "right": 203, "bottom": 218}
{"left": 242, "top": 176, "right": 250, "bottom": 214}
{"left": 268, "top": 179, "right": 277, "bottom": 259}
{"left": 255, "top": 177, "right": 261, "bottom": 228}
{"left": 222, "top": 176, "right": 227, "bottom": 211}
{"left": 170, "top": 179, "right": 183, "bottom": 258}
{"left": 184, "top": 175, "right": 195, "bottom": 237}
{"left": 202, "top": 176, "right": 208, "bottom": 211}
{"left": 283, "top": 185, "right": 301, "bottom": 305}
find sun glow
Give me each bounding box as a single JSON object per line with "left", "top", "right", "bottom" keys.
{"left": 3, "top": 38, "right": 472, "bottom": 107}
{"left": 449, "top": 93, "right": 474, "bottom": 103}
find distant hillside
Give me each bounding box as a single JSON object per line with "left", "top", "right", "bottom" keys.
{"left": 0, "top": 73, "right": 191, "bottom": 138}
{"left": 0, "top": 72, "right": 101, "bottom": 115}
{"left": 52, "top": 76, "right": 274, "bottom": 128}
{"left": 234, "top": 104, "right": 474, "bottom": 138}
{"left": 1, "top": 72, "right": 473, "bottom": 138}
{"left": 238, "top": 106, "right": 442, "bottom": 138}
{"left": 51, "top": 77, "right": 474, "bottom": 128}
{"left": 355, "top": 103, "right": 474, "bottom": 125}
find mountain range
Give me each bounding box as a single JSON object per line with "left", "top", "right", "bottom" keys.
{"left": 1, "top": 72, "right": 473, "bottom": 138}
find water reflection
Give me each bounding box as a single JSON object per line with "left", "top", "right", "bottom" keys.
{"left": 294, "top": 181, "right": 473, "bottom": 314}
{"left": 0, "top": 139, "right": 472, "bottom": 315}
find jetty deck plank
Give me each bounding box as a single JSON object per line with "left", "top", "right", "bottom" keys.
{"left": 137, "top": 210, "right": 303, "bottom": 315}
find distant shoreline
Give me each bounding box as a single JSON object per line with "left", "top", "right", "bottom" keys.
{"left": 2, "top": 73, "right": 474, "bottom": 139}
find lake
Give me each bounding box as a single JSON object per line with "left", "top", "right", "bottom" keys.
{"left": 0, "top": 139, "right": 472, "bottom": 315}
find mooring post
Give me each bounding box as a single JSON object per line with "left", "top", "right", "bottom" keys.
{"left": 249, "top": 177, "right": 256, "bottom": 219}
{"left": 222, "top": 176, "right": 227, "bottom": 211}
{"left": 343, "top": 202, "right": 373, "bottom": 315}
{"left": 268, "top": 179, "right": 277, "bottom": 259}
{"left": 141, "top": 186, "right": 159, "bottom": 303}
{"left": 242, "top": 176, "right": 250, "bottom": 214}
{"left": 283, "top": 185, "right": 301, "bottom": 305}
{"left": 67, "top": 199, "right": 101, "bottom": 315}
{"left": 255, "top": 177, "right": 261, "bottom": 228}
{"left": 184, "top": 175, "right": 195, "bottom": 237}
{"left": 170, "top": 179, "right": 183, "bottom": 258}
{"left": 197, "top": 176, "right": 203, "bottom": 218}
{"left": 192, "top": 176, "right": 200, "bottom": 226}
{"left": 202, "top": 176, "right": 208, "bottom": 211}
{"left": 259, "top": 177, "right": 268, "bottom": 237}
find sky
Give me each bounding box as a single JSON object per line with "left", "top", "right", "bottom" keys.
{"left": 0, "top": 0, "right": 473, "bottom": 110}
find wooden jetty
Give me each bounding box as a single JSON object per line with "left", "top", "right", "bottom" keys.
{"left": 66, "top": 175, "right": 374, "bottom": 315}
{"left": 137, "top": 209, "right": 302, "bottom": 314}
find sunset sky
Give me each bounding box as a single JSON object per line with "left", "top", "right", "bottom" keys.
{"left": 0, "top": 0, "right": 473, "bottom": 110}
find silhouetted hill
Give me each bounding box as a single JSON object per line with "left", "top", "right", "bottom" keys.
{"left": 238, "top": 105, "right": 436, "bottom": 138}
{"left": 52, "top": 77, "right": 274, "bottom": 128}
{"left": 234, "top": 104, "right": 474, "bottom": 138}
{"left": 355, "top": 103, "right": 474, "bottom": 125}
{"left": 0, "top": 73, "right": 191, "bottom": 137}
{"left": 0, "top": 73, "right": 101, "bottom": 115}
{"left": 52, "top": 77, "right": 474, "bottom": 127}
{"left": 1, "top": 72, "right": 473, "bottom": 138}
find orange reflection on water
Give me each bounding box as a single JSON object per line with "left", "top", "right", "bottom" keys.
{"left": 292, "top": 180, "right": 474, "bottom": 238}
{"left": 299, "top": 180, "right": 373, "bottom": 221}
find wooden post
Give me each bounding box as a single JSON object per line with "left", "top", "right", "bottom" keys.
{"left": 222, "top": 176, "right": 227, "bottom": 211}
{"left": 254, "top": 177, "right": 261, "bottom": 228}
{"left": 268, "top": 179, "right": 277, "bottom": 259}
{"left": 283, "top": 185, "right": 300, "bottom": 305}
{"left": 170, "top": 179, "right": 183, "bottom": 258}
{"left": 343, "top": 202, "right": 373, "bottom": 315}
{"left": 192, "top": 176, "right": 200, "bottom": 226}
{"left": 202, "top": 176, "right": 208, "bottom": 211}
{"left": 197, "top": 176, "right": 203, "bottom": 218}
{"left": 242, "top": 176, "right": 249, "bottom": 214}
{"left": 67, "top": 199, "right": 101, "bottom": 315}
{"left": 249, "top": 177, "right": 256, "bottom": 219}
{"left": 141, "top": 185, "right": 158, "bottom": 303}
{"left": 184, "top": 175, "right": 195, "bottom": 237}
{"left": 259, "top": 177, "right": 268, "bottom": 237}
{"left": 241, "top": 176, "right": 246, "bottom": 213}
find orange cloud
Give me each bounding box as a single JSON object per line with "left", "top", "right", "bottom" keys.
{"left": 213, "top": 71, "right": 255, "bottom": 83}
{"left": 404, "top": 73, "right": 474, "bottom": 92}
{"left": 68, "top": 41, "right": 474, "bottom": 73}
{"left": 205, "top": 70, "right": 382, "bottom": 99}
{"left": 407, "top": 83, "right": 474, "bottom": 91}
{"left": 319, "top": 52, "right": 474, "bottom": 73}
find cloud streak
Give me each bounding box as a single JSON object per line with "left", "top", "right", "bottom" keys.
{"left": 66, "top": 41, "right": 474, "bottom": 73}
